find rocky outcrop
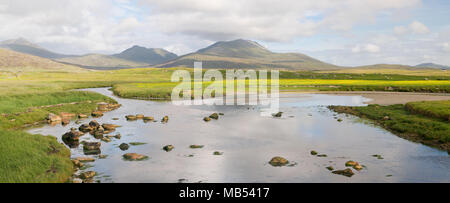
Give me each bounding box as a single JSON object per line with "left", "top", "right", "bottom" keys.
{"left": 46, "top": 113, "right": 62, "bottom": 124}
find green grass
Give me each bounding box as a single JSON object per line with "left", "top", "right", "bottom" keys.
{"left": 330, "top": 102, "right": 450, "bottom": 151}
{"left": 0, "top": 130, "right": 73, "bottom": 183}
{"left": 405, "top": 100, "right": 450, "bottom": 122}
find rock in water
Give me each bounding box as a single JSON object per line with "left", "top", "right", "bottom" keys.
{"left": 91, "top": 111, "right": 104, "bottom": 118}
{"left": 345, "top": 161, "right": 358, "bottom": 167}
{"left": 89, "top": 120, "right": 100, "bottom": 128}
{"left": 272, "top": 112, "right": 283, "bottom": 118}
{"left": 79, "top": 171, "right": 96, "bottom": 179}
{"left": 119, "top": 143, "right": 129, "bottom": 151}
{"left": 78, "top": 114, "right": 88, "bottom": 119}
{"left": 203, "top": 117, "right": 211, "bottom": 122}
{"left": 310, "top": 151, "right": 318, "bottom": 155}
{"left": 102, "top": 124, "right": 120, "bottom": 131}
{"left": 209, "top": 113, "right": 219, "bottom": 120}
{"left": 189, "top": 145, "right": 204, "bottom": 149}
{"left": 332, "top": 168, "right": 354, "bottom": 177}
{"left": 79, "top": 124, "right": 93, "bottom": 133}
{"left": 213, "top": 151, "right": 223, "bottom": 155}
{"left": 161, "top": 116, "right": 169, "bottom": 123}
{"left": 269, "top": 156, "right": 289, "bottom": 167}
{"left": 123, "top": 153, "right": 148, "bottom": 161}
{"left": 83, "top": 142, "right": 101, "bottom": 155}
{"left": 143, "top": 117, "right": 154, "bottom": 122}
{"left": 126, "top": 115, "right": 137, "bottom": 121}
{"left": 136, "top": 114, "right": 145, "bottom": 119}
{"left": 163, "top": 145, "right": 174, "bottom": 152}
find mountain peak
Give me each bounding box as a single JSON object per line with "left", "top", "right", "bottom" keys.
{"left": 197, "top": 39, "right": 271, "bottom": 58}
{"left": 114, "top": 45, "right": 178, "bottom": 65}
{"left": 1, "top": 37, "right": 41, "bottom": 49}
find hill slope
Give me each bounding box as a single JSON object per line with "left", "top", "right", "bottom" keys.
{"left": 0, "top": 38, "right": 68, "bottom": 59}
{"left": 0, "top": 48, "right": 86, "bottom": 72}
{"left": 113, "top": 45, "right": 177, "bottom": 65}
{"left": 55, "top": 54, "right": 149, "bottom": 69}
{"left": 159, "top": 39, "right": 339, "bottom": 70}
{"left": 416, "top": 63, "right": 450, "bottom": 70}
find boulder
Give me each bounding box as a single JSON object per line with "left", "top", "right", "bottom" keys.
{"left": 272, "top": 112, "right": 283, "bottom": 118}
{"left": 332, "top": 168, "right": 354, "bottom": 177}
{"left": 62, "top": 130, "right": 84, "bottom": 148}
{"left": 209, "top": 113, "right": 219, "bottom": 120}
{"left": 79, "top": 171, "right": 96, "bottom": 179}
{"left": 161, "top": 116, "right": 169, "bottom": 123}
{"left": 163, "top": 145, "right": 174, "bottom": 152}
{"left": 89, "top": 120, "right": 100, "bottom": 128}
{"left": 83, "top": 142, "right": 101, "bottom": 151}
{"left": 119, "top": 143, "right": 129, "bottom": 151}
{"left": 269, "top": 156, "right": 289, "bottom": 167}
{"left": 123, "top": 153, "right": 148, "bottom": 161}
{"left": 46, "top": 113, "right": 62, "bottom": 123}
{"left": 91, "top": 111, "right": 103, "bottom": 118}
{"left": 79, "top": 124, "right": 93, "bottom": 133}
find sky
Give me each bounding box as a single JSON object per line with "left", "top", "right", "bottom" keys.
{"left": 0, "top": 0, "right": 449, "bottom": 66}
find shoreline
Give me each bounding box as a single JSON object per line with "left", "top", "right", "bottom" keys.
{"left": 281, "top": 91, "right": 450, "bottom": 105}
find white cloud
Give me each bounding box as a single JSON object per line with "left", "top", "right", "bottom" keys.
{"left": 409, "top": 21, "right": 430, "bottom": 34}
{"left": 442, "top": 42, "right": 450, "bottom": 52}
{"left": 352, "top": 44, "right": 380, "bottom": 53}
{"left": 394, "top": 26, "right": 408, "bottom": 35}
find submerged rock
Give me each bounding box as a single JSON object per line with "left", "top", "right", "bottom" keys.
{"left": 125, "top": 115, "right": 137, "bottom": 121}
{"left": 203, "top": 117, "right": 211, "bottom": 122}
{"left": 310, "top": 151, "right": 318, "bottom": 155}
{"left": 209, "top": 113, "right": 219, "bottom": 120}
{"left": 337, "top": 118, "right": 343, "bottom": 122}
{"left": 189, "top": 145, "right": 204, "bottom": 149}
{"left": 372, "top": 154, "right": 384, "bottom": 159}
{"left": 213, "top": 151, "right": 223, "bottom": 155}
{"left": 74, "top": 157, "right": 95, "bottom": 162}
{"left": 72, "top": 159, "right": 84, "bottom": 168}
{"left": 83, "top": 142, "right": 101, "bottom": 155}
{"left": 345, "top": 161, "right": 358, "bottom": 167}
{"left": 163, "top": 145, "right": 174, "bottom": 152}
{"left": 269, "top": 156, "right": 289, "bottom": 167}
{"left": 102, "top": 124, "right": 120, "bottom": 131}
{"left": 89, "top": 120, "right": 100, "bottom": 128}
{"left": 136, "top": 114, "right": 145, "bottom": 119}
{"left": 161, "top": 116, "right": 169, "bottom": 123}
{"left": 326, "top": 166, "right": 334, "bottom": 171}
{"left": 123, "top": 153, "right": 148, "bottom": 161}
{"left": 78, "top": 114, "right": 88, "bottom": 119}
{"left": 119, "top": 143, "right": 129, "bottom": 151}
{"left": 143, "top": 116, "right": 154, "bottom": 122}
{"left": 79, "top": 124, "right": 93, "bottom": 133}
{"left": 317, "top": 154, "right": 328, "bottom": 157}
{"left": 332, "top": 168, "right": 354, "bottom": 177}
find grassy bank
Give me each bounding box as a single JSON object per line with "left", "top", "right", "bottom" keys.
{"left": 330, "top": 101, "right": 450, "bottom": 152}
{"left": 0, "top": 91, "right": 116, "bottom": 182}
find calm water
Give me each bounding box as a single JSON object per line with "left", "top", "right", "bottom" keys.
{"left": 28, "top": 88, "right": 450, "bottom": 183}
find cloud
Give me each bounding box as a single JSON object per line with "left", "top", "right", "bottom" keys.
{"left": 352, "top": 43, "right": 380, "bottom": 53}
{"left": 394, "top": 21, "right": 430, "bottom": 35}
{"left": 442, "top": 42, "right": 450, "bottom": 52}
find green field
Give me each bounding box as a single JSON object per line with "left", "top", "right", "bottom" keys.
{"left": 1, "top": 67, "right": 450, "bottom": 182}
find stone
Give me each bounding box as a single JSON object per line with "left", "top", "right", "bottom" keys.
{"left": 310, "top": 151, "right": 318, "bottom": 155}
{"left": 112, "top": 118, "right": 119, "bottom": 120}
{"left": 143, "top": 116, "right": 154, "bottom": 122}
{"left": 163, "top": 145, "right": 174, "bottom": 152}
{"left": 189, "top": 145, "right": 204, "bottom": 149}
{"left": 72, "top": 160, "right": 84, "bottom": 168}
{"left": 79, "top": 171, "right": 96, "bottom": 179}
{"left": 269, "top": 156, "right": 289, "bottom": 167}
{"left": 89, "top": 120, "right": 100, "bottom": 128}
{"left": 353, "top": 164, "right": 363, "bottom": 171}
{"left": 345, "top": 161, "right": 358, "bottom": 167}
{"left": 101, "top": 137, "right": 111, "bottom": 142}
{"left": 74, "top": 157, "right": 95, "bottom": 162}
{"left": 78, "top": 114, "right": 88, "bottom": 119}
{"left": 126, "top": 115, "right": 137, "bottom": 121}
{"left": 123, "top": 153, "right": 148, "bottom": 161}
{"left": 79, "top": 124, "right": 93, "bottom": 133}
{"left": 332, "top": 168, "right": 354, "bottom": 177}
{"left": 372, "top": 154, "right": 384, "bottom": 159}
{"left": 203, "top": 117, "right": 211, "bottom": 122}
{"left": 161, "top": 116, "right": 169, "bottom": 123}
{"left": 98, "top": 155, "right": 108, "bottom": 159}
{"left": 326, "top": 166, "right": 334, "bottom": 171}
{"left": 136, "top": 114, "right": 145, "bottom": 119}
{"left": 61, "top": 118, "right": 70, "bottom": 126}
{"left": 219, "top": 113, "right": 224, "bottom": 116}
{"left": 83, "top": 142, "right": 101, "bottom": 154}
{"left": 317, "top": 154, "right": 328, "bottom": 157}
{"left": 102, "top": 124, "right": 120, "bottom": 131}
{"left": 91, "top": 111, "right": 104, "bottom": 118}
{"left": 119, "top": 143, "right": 129, "bottom": 151}
{"left": 60, "top": 112, "right": 76, "bottom": 119}
{"left": 209, "top": 113, "right": 219, "bottom": 120}
{"left": 114, "top": 134, "right": 121, "bottom": 139}
{"left": 337, "top": 118, "right": 343, "bottom": 122}
{"left": 46, "top": 113, "right": 61, "bottom": 123}
{"left": 213, "top": 151, "right": 223, "bottom": 155}
{"left": 272, "top": 112, "right": 283, "bottom": 118}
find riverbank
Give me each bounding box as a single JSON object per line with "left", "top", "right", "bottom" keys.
{"left": 329, "top": 101, "right": 450, "bottom": 152}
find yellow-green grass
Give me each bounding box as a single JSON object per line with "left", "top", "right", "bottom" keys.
{"left": 0, "top": 130, "right": 73, "bottom": 183}
{"left": 405, "top": 100, "right": 450, "bottom": 122}
{"left": 320, "top": 68, "right": 450, "bottom": 77}
{"left": 330, "top": 102, "right": 450, "bottom": 152}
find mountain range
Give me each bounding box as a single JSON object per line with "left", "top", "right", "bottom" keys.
{"left": 1, "top": 38, "right": 448, "bottom": 70}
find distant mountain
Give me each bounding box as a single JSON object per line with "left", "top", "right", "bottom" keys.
{"left": 113, "top": 45, "right": 177, "bottom": 65}
{"left": 159, "top": 39, "right": 339, "bottom": 70}
{"left": 0, "top": 48, "right": 85, "bottom": 72}
{"left": 55, "top": 54, "right": 149, "bottom": 69}
{"left": 416, "top": 63, "right": 450, "bottom": 70}
{"left": 0, "top": 38, "right": 69, "bottom": 59}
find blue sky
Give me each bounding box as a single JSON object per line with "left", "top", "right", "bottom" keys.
{"left": 0, "top": 0, "right": 449, "bottom": 66}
